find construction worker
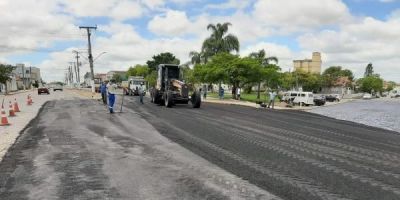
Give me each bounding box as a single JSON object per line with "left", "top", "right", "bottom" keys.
{"left": 268, "top": 89, "right": 277, "bottom": 109}
{"left": 107, "top": 79, "right": 117, "bottom": 113}
{"left": 138, "top": 83, "right": 144, "bottom": 104}
{"left": 100, "top": 82, "right": 107, "bottom": 105}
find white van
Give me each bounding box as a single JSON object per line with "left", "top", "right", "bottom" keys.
{"left": 389, "top": 88, "right": 400, "bottom": 98}
{"left": 282, "top": 91, "right": 300, "bottom": 102}
{"left": 293, "top": 92, "right": 314, "bottom": 106}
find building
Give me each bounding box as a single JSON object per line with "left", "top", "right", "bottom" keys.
{"left": 106, "top": 71, "right": 126, "bottom": 81}
{"left": 0, "top": 74, "right": 17, "bottom": 94}
{"left": 83, "top": 72, "right": 107, "bottom": 86}
{"left": 13, "top": 64, "right": 41, "bottom": 89}
{"left": 293, "top": 52, "right": 322, "bottom": 74}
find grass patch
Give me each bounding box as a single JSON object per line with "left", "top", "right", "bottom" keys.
{"left": 207, "top": 92, "right": 278, "bottom": 103}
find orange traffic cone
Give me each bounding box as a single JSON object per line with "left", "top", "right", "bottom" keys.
{"left": 0, "top": 104, "right": 10, "bottom": 126}
{"left": 14, "top": 98, "right": 20, "bottom": 112}
{"left": 27, "top": 95, "right": 32, "bottom": 106}
{"left": 9, "top": 101, "right": 16, "bottom": 117}
{"left": 29, "top": 95, "right": 33, "bottom": 104}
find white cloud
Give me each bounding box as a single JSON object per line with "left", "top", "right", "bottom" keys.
{"left": 0, "top": 0, "right": 81, "bottom": 56}
{"left": 253, "top": 0, "right": 351, "bottom": 32}
{"left": 297, "top": 16, "right": 400, "bottom": 81}
{"left": 141, "top": 0, "right": 165, "bottom": 9}
{"left": 379, "top": 0, "right": 398, "bottom": 2}
{"left": 62, "top": 0, "right": 145, "bottom": 20}
{"left": 148, "top": 10, "right": 192, "bottom": 36}
{"left": 206, "top": 0, "right": 253, "bottom": 10}
{"left": 39, "top": 23, "right": 203, "bottom": 81}
{"left": 241, "top": 42, "right": 306, "bottom": 72}
{"left": 110, "top": 0, "right": 144, "bottom": 20}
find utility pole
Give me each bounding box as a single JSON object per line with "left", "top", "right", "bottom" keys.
{"left": 29, "top": 66, "right": 32, "bottom": 89}
{"left": 68, "top": 62, "right": 75, "bottom": 84}
{"left": 69, "top": 65, "right": 74, "bottom": 85}
{"left": 74, "top": 63, "right": 78, "bottom": 84}
{"left": 73, "top": 50, "right": 81, "bottom": 85}
{"left": 79, "top": 25, "right": 97, "bottom": 92}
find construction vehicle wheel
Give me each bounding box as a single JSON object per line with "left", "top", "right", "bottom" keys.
{"left": 191, "top": 91, "right": 201, "bottom": 108}
{"left": 165, "top": 92, "right": 173, "bottom": 108}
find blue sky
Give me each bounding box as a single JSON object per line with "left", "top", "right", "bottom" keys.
{"left": 1, "top": 0, "right": 399, "bottom": 82}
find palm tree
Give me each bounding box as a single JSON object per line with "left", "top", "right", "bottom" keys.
{"left": 202, "top": 22, "right": 240, "bottom": 57}
{"left": 249, "top": 49, "right": 279, "bottom": 100}
{"left": 189, "top": 51, "right": 205, "bottom": 65}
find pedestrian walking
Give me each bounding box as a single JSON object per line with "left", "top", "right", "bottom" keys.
{"left": 203, "top": 85, "right": 207, "bottom": 99}
{"left": 100, "top": 82, "right": 107, "bottom": 105}
{"left": 268, "top": 90, "right": 277, "bottom": 109}
{"left": 219, "top": 87, "right": 225, "bottom": 100}
{"left": 237, "top": 87, "right": 241, "bottom": 100}
{"left": 138, "top": 83, "right": 144, "bottom": 104}
{"left": 107, "top": 80, "right": 117, "bottom": 113}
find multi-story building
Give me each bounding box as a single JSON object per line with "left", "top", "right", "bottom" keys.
{"left": 293, "top": 52, "right": 322, "bottom": 74}
{"left": 13, "top": 64, "right": 41, "bottom": 89}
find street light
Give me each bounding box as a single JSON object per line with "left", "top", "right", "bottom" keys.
{"left": 94, "top": 52, "right": 107, "bottom": 62}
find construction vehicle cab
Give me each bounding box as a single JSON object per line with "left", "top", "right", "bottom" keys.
{"left": 151, "top": 64, "right": 201, "bottom": 108}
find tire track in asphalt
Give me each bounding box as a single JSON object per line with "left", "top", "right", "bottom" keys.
{"left": 180, "top": 108, "right": 400, "bottom": 169}
{"left": 123, "top": 97, "right": 400, "bottom": 200}
{"left": 172, "top": 107, "right": 400, "bottom": 196}
{"left": 203, "top": 104, "right": 400, "bottom": 152}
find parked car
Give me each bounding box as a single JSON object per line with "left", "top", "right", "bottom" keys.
{"left": 389, "top": 88, "right": 400, "bottom": 98}
{"left": 314, "top": 95, "right": 326, "bottom": 106}
{"left": 362, "top": 93, "right": 372, "bottom": 99}
{"left": 53, "top": 85, "right": 63, "bottom": 91}
{"left": 325, "top": 94, "right": 340, "bottom": 102}
{"left": 38, "top": 87, "right": 50, "bottom": 95}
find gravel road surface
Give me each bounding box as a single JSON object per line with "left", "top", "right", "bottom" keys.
{"left": 310, "top": 98, "right": 400, "bottom": 133}
{"left": 123, "top": 96, "right": 400, "bottom": 200}
{"left": 0, "top": 97, "right": 277, "bottom": 200}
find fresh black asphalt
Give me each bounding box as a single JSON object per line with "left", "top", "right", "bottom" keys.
{"left": 1, "top": 95, "right": 400, "bottom": 200}
{"left": 124, "top": 96, "right": 400, "bottom": 200}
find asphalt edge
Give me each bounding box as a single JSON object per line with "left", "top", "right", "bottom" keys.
{"left": 0, "top": 100, "right": 50, "bottom": 164}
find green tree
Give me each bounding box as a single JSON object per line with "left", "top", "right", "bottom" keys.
{"left": 32, "top": 80, "right": 39, "bottom": 88}
{"left": 289, "top": 71, "right": 322, "bottom": 92}
{"left": 194, "top": 53, "right": 265, "bottom": 99}
{"left": 201, "top": 22, "right": 239, "bottom": 59}
{"left": 112, "top": 73, "right": 127, "bottom": 83}
{"left": 357, "top": 76, "right": 383, "bottom": 93}
{"left": 146, "top": 71, "right": 157, "bottom": 87}
{"left": 194, "top": 53, "right": 236, "bottom": 85}
{"left": 146, "top": 52, "right": 180, "bottom": 72}
{"left": 189, "top": 51, "right": 207, "bottom": 65}
{"left": 386, "top": 81, "right": 397, "bottom": 91}
{"left": 322, "top": 66, "right": 354, "bottom": 87}
{"left": 0, "top": 64, "right": 15, "bottom": 94}
{"left": 127, "top": 64, "right": 149, "bottom": 77}
{"left": 280, "top": 72, "right": 295, "bottom": 90}
{"left": 180, "top": 64, "right": 197, "bottom": 86}
{"left": 249, "top": 49, "right": 279, "bottom": 99}
{"left": 364, "top": 63, "right": 374, "bottom": 77}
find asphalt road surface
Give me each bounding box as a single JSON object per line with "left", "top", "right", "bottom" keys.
{"left": 1, "top": 95, "right": 400, "bottom": 200}
{"left": 123, "top": 96, "right": 400, "bottom": 200}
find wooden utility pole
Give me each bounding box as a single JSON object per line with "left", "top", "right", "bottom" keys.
{"left": 73, "top": 50, "right": 81, "bottom": 84}
{"left": 79, "top": 26, "right": 97, "bottom": 81}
